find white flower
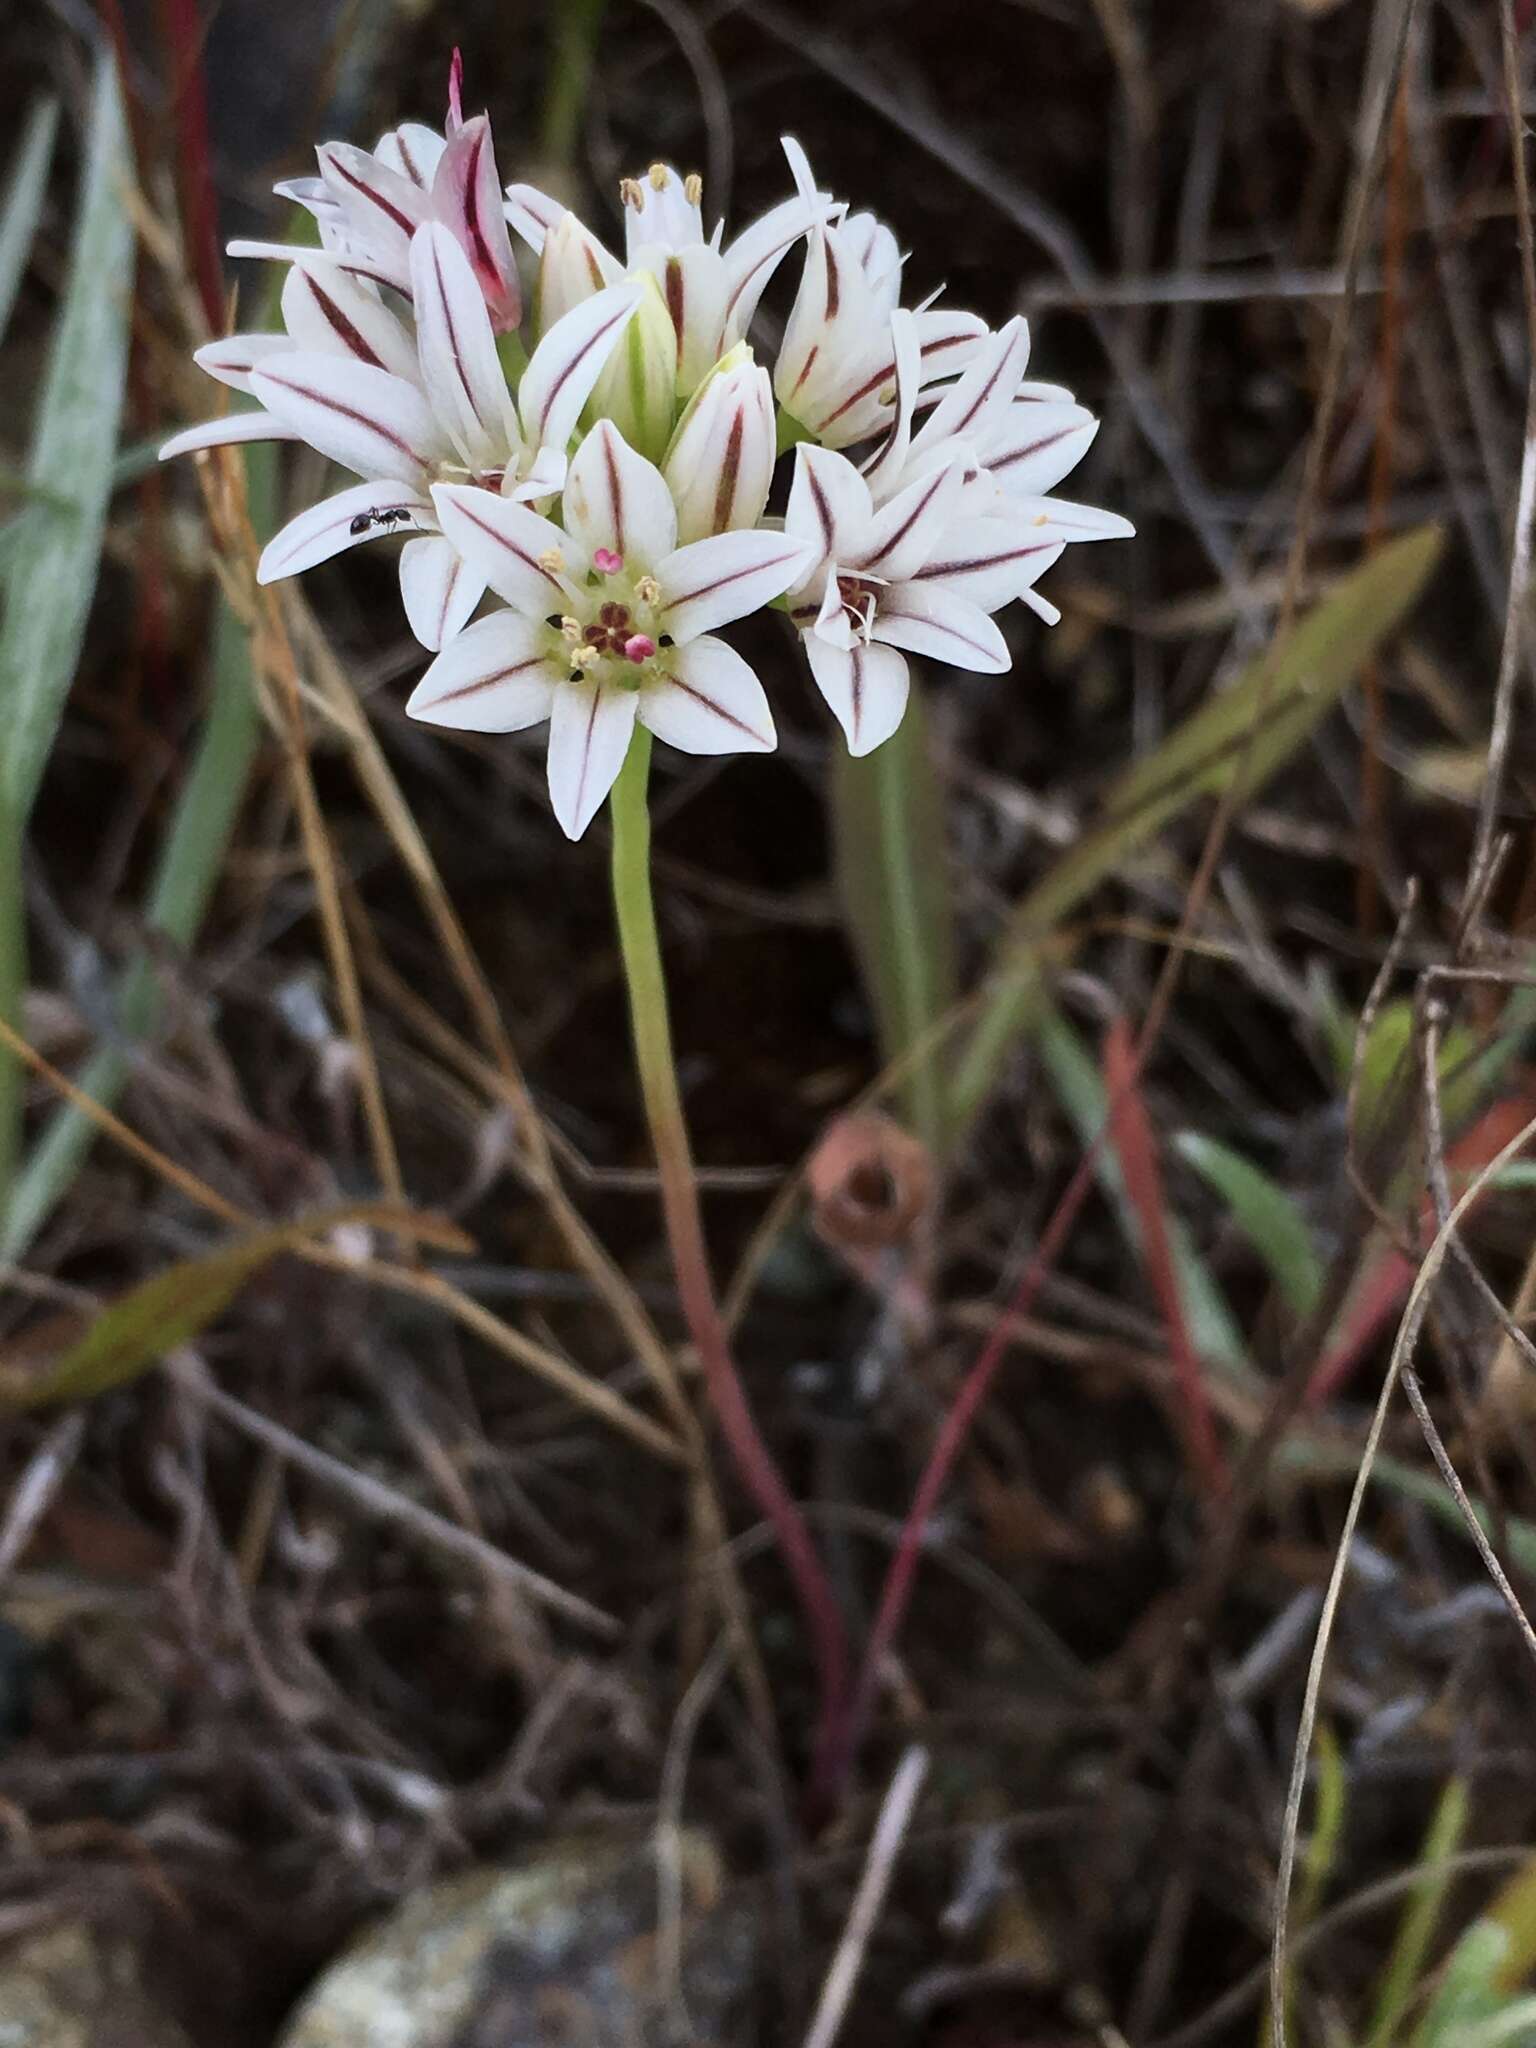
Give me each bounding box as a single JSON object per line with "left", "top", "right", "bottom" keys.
{"left": 862, "top": 313, "right": 1134, "bottom": 571}
{"left": 406, "top": 421, "right": 814, "bottom": 838}
{"left": 266, "top": 53, "right": 520, "bottom": 329}
{"left": 160, "top": 226, "right": 640, "bottom": 650}
{"left": 773, "top": 139, "right": 986, "bottom": 449}
{"left": 506, "top": 155, "right": 832, "bottom": 400}
{"left": 661, "top": 347, "right": 776, "bottom": 545}
{"left": 784, "top": 441, "right": 1068, "bottom": 757}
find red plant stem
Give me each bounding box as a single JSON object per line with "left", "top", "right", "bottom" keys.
{"left": 610, "top": 734, "right": 848, "bottom": 1750}
{"left": 1103, "top": 1017, "right": 1228, "bottom": 1503}
{"left": 157, "top": 0, "right": 224, "bottom": 332}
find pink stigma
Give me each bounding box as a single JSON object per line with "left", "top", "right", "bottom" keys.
{"left": 623, "top": 634, "right": 656, "bottom": 664}
{"left": 593, "top": 547, "right": 623, "bottom": 575}
{"left": 448, "top": 49, "right": 465, "bottom": 130}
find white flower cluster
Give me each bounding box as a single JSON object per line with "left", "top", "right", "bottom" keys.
{"left": 164, "top": 60, "right": 1131, "bottom": 838}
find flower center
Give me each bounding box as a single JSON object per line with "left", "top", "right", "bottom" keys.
{"left": 835, "top": 573, "right": 883, "bottom": 641}
{"left": 548, "top": 559, "right": 667, "bottom": 688}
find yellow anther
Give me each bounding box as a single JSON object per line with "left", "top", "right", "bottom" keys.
{"left": 619, "top": 177, "right": 643, "bottom": 210}
{"left": 569, "top": 643, "right": 600, "bottom": 671}
{"left": 648, "top": 161, "right": 670, "bottom": 191}
{"left": 559, "top": 615, "right": 583, "bottom": 643}
{"left": 634, "top": 574, "right": 661, "bottom": 606}
{"left": 877, "top": 383, "right": 896, "bottom": 407}
{"left": 684, "top": 173, "right": 702, "bottom": 206}
{"left": 538, "top": 547, "right": 565, "bottom": 574}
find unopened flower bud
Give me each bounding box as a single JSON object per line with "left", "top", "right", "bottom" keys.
{"left": 663, "top": 347, "right": 775, "bottom": 544}
{"left": 538, "top": 210, "right": 618, "bottom": 334}
{"left": 588, "top": 268, "right": 678, "bottom": 464}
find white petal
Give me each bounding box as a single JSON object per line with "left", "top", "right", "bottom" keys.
{"left": 159, "top": 410, "right": 304, "bottom": 461}
{"left": 227, "top": 238, "right": 410, "bottom": 296}
{"left": 375, "top": 122, "right": 447, "bottom": 190}
{"left": 912, "top": 307, "right": 989, "bottom": 388}
{"left": 842, "top": 212, "right": 902, "bottom": 306}
{"left": 540, "top": 211, "right": 627, "bottom": 331}
{"left": 622, "top": 164, "right": 703, "bottom": 265}
{"left": 911, "top": 519, "right": 1065, "bottom": 610}
{"left": 194, "top": 332, "right": 290, "bottom": 394}
{"left": 1007, "top": 495, "right": 1135, "bottom": 542}
{"left": 855, "top": 457, "right": 967, "bottom": 581}
{"left": 251, "top": 354, "right": 448, "bottom": 484}
{"left": 563, "top": 419, "right": 677, "bottom": 566}
{"left": 256, "top": 480, "right": 430, "bottom": 583}
{"left": 803, "top": 635, "right": 910, "bottom": 757}
{"left": 910, "top": 316, "right": 1032, "bottom": 460}
{"left": 407, "top": 610, "right": 555, "bottom": 731}
{"left": 719, "top": 188, "right": 832, "bottom": 348}
{"left": 776, "top": 223, "right": 887, "bottom": 429}
{"left": 983, "top": 401, "right": 1098, "bottom": 496}
{"left": 640, "top": 636, "right": 775, "bottom": 755}
{"left": 317, "top": 141, "right": 426, "bottom": 264}
{"left": 517, "top": 284, "right": 641, "bottom": 454}
{"left": 858, "top": 307, "right": 922, "bottom": 500}
{"left": 632, "top": 242, "right": 730, "bottom": 393}
{"left": 872, "top": 582, "right": 1010, "bottom": 673}
{"left": 811, "top": 571, "right": 859, "bottom": 652}
{"left": 430, "top": 484, "right": 581, "bottom": 614}
{"left": 546, "top": 681, "right": 639, "bottom": 839}
{"left": 785, "top": 445, "right": 873, "bottom": 576}
{"left": 398, "top": 533, "right": 485, "bottom": 650}
{"left": 656, "top": 528, "right": 815, "bottom": 644}
{"left": 503, "top": 182, "right": 576, "bottom": 255}
{"left": 409, "top": 222, "right": 517, "bottom": 468}
{"left": 506, "top": 445, "right": 569, "bottom": 504}
{"left": 280, "top": 260, "right": 421, "bottom": 383}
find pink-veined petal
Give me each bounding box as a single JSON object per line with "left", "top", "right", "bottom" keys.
{"left": 375, "top": 121, "right": 447, "bottom": 190}
{"left": 855, "top": 456, "right": 966, "bottom": 581}
{"left": 656, "top": 528, "right": 815, "bottom": 644}
{"left": 256, "top": 479, "right": 430, "bottom": 584}
{"left": 784, "top": 444, "right": 873, "bottom": 578}
{"left": 406, "top": 609, "right": 556, "bottom": 731}
{"left": 430, "top": 483, "right": 583, "bottom": 614}
{"left": 546, "top": 680, "right": 639, "bottom": 839}
{"left": 803, "top": 634, "right": 910, "bottom": 757}
{"left": 228, "top": 238, "right": 410, "bottom": 296}
{"left": 720, "top": 186, "right": 833, "bottom": 347}
{"left": 194, "top": 332, "right": 291, "bottom": 394}
{"left": 872, "top": 581, "right": 1010, "bottom": 673}
{"left": 911, "top": 520, "right": 1066, "bottom": 610}
{"left": 776, "top": 222, "right": 885, "bottom": 425}
{"left": 398, "top": 532, "right": 485, "bottom": 650}
{"left": 159, "top": 410, "right": 304, "bottom": 461}
{"left": 912, "top": 307, "right": 989, "bottom": 388}
{"left": 251, "top": 353, "right": 448, "bottom": 484}
{"left": 983, "top": 400, "right": 1099, "bottom": 497}
{"left": 563, "top": 419, "right": 677, "bottom": 567}
{"left": 430, "top": 114, "right": 521, "bottom": 331}
{"left": 317, "top": 141, "right": 426, "bottom": 262}
{"left": 539, "top": 211, "right": 626, "bottom": 331}
{"left": 409, "top": 223, "right": 517, "bottom": 469}
{"left": 279, "top": 261, "right": 420, "bottom": 383}
{"left": 1003, "top": 494, "right": 1135, "bottom": 541}
{"left": 517, "top": 284, "right": 641, "bottom": 454}
{"left": 640, "top": 635, "right": 776, "bottom": 755}
{"left": 632, "top": 242, "right": 731, "bottom": 393}
{"left": 910, "top": 316, "right": 1031, "bottom": 461}
{"left": 859, "top": 308, "right": 923, "bottom": 500}
{"left": 810, "top": 570, "right": 859, "bottom": 652}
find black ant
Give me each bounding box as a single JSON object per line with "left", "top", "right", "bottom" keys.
{"left": 349, "top": 506, "right": 417, "bottom": 536}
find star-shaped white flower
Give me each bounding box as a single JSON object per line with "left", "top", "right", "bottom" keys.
{"left": 160, "top": 225, "right": 639, "bottom": 650}
{"left": 784, "top": 440, "right": 1068, "bottom": 756}
{"left": 406, "top": 421, "right": 815, "bottom": 838}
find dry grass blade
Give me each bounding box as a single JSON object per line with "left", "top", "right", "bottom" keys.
{"left": 802, "top": 1746, "right": 929, "bottom": 2048}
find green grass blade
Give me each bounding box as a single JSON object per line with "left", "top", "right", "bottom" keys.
{"left": 950, "top": 525, "right": 1445, "bottom": 1134}
{"left": 0, "top": 97, "right": 59, "bottom": 347}
{"left": 1366, "top": 1775, "right": 1470, "bottom": 2048}
{"left": 1036, "top": 1004, "right": 1254, "bottom": 1380}
{"left": 0, "top": 52, "right": 134, "bottom": 1196}
{"left": 1173, "top": 1131, "right": 1325, "bottom": 1318}
{"left": 831, "top": 682, "right": 959, "bottom": 1156}
{"left": 0, "top": 49, "right": 134, "bottom": 828}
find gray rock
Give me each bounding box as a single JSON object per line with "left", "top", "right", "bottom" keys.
{"left": 277, "top": 1830, "right": 756, "bottom": 2048}
{"left": 0, "top": 1923, "right": 194, "bottom": 2048}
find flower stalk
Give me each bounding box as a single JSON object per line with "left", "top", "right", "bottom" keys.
{"left": 609, "top": 728, "right": 848, "bottom": 1735}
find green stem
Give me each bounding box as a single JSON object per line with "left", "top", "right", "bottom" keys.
{"left": 540, "top": 0, "right": 607, "bottom": 169}
{"left": 609, "top": 729, "right": 847, "bottom": 1742}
